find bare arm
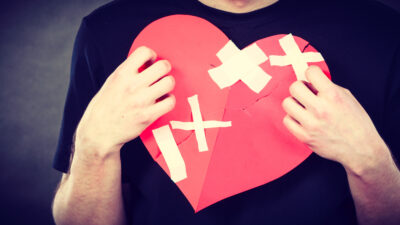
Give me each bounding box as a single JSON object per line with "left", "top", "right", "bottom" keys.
{"left": 52, "top": 144, "right": 126, "bottom": 225}
{"left": 282, "top": 66, "right": 400, "bottom": 225}
{"left": 346, "top": 147, "right": 400, "bottom": 225}
{"left": 52, "top": 46, "right": 175, "bottom": 225}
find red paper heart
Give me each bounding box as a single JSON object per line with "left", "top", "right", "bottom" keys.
{"left": 129, "top": 15, "right": 331, "bottom": 212}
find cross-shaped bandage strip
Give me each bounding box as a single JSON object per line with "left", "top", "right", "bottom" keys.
{"left": 208, "top": 40, "right": 272, "bottom": 93}
{"left": 151, "top": 95, "right": 232, "bottom": 183}
{"left": 269, "top": 34, "right": 325, "bottom": 81}
{"left": 170, "top": 95, "right": 232, "bottom": 152}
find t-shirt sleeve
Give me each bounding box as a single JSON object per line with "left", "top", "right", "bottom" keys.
{"left": 52, "top": 18, "right": 102, "bottom": 173}
{"left": 382, "top": 42, "right": 400, "bottom": 163}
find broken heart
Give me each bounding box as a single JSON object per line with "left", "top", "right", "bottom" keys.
{"left": 129, "top": 14, "right": 331, "bottom": 212}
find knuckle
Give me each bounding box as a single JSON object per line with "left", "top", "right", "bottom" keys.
{"left": 165, "top": 75, "right": 175, "bottom": 89}
{"left": 301, "top": 133, "right": 312, "bottom": 143}
{"left": 325, "top": 87, "right": 342, "bottom": 102}
{"left": 136, "top": 46, "right": 154, "bottom": 57}
{"left": 302, "top": 134, "right": 314, "bottom": 144}
{"left": 282, "top": 97, "right": 292, "bottom": 109}
{"left": 165, "top": 95, "right": 176, "bottom": 111}
{"left": 131, "top": 108, "right": 151, "bottom": 124}
{"left": 157, "top": 60, "right": 171, "bottom": 73}
{"left": 131, "top": 97, "right": 147, "bottom": 108}
{"left": 306, "top": 122, "right": 320, "bottom": 134}
{"left": 289, "top": 81, "right": 302, "bottom": 94}
{"left": 307, "top": 65, "right": 320, "bottom": 74}
{"left": 138, "top": 112, "right": 152, "bottom": 124}
{"left": 282, "top": 114, "right": 290, "bottom": 124}
{"left": 136, "top": 45, "right": 149, "bottom": 52}
{"left": 133, "top": 81, "right": 145, "bottom": 92}
{"left": 126, "top": 81, "right": 142, "bottom": 94}
{"left": 313, "top": 107, "right": 329, "bottom": 119}
{"left": 305, "top": 67, "right": 316, "bottom": 79}
{"left": 306, "top": 120, "right": 324, "bottom": 137}
{"left": 126, "top": 86, "right": 136, "bottom": 94}
{"left": 306, "top": 101, "right": 318, "bottom": 112}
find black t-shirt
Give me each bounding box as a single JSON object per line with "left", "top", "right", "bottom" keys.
{"left": 53, "top": 0, "right": 400, "bottom": 224}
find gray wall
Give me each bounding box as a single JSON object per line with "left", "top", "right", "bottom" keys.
{"left": 0, "top": 1, "right": 110, "bottom": 224}
{"left": 0, "top": 0, "right": 398, "bottom": 225}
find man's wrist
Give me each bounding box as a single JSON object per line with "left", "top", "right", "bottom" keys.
{"left": 69, "top": 142, "right": 122, "bottom": 176}
{"left": 75, "top": 128, "right": 122, "bottom": 155}
{"left": 72, "top": 132, "right": 123, "bottom": 168}
{"left": 344, "top": 140, "right": 394, "bottom": 180}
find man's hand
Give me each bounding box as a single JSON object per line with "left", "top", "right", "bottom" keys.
{"left": 282, "top": 65, "right": 389, "bottom": 175}
{"left": 53, "top": 46, "right": 175, "bottom": 225}
{"left": 281, "top": 65, "right": 400, "bottom": 225}
{"left": 75, "top": 46, "right": 176, "bottom": 157}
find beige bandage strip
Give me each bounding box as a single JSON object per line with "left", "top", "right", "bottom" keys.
{"left": 269, "top": 33, "right": 324, "bottom": 81}
{"left": 208, "top": 40, "right": 271, "bottom": 93}
{"left": 170, "top": 95, "right": 232, "bottom": 152}
{"left": 152, "top": 125, "right": 187, "bottom": 183}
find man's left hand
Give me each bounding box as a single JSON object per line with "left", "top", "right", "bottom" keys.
{"left": 282, "top": 65, "right": 390, "bottom": 175}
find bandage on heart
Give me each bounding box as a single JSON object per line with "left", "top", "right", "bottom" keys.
{"left": 152, "top": 95, "right": 232, "bottom": 183}
{"left": 132, "top": 15, "right": 330, "bottom": 212}
{"left": 170, "top": 95, "right": 232, "bottom": 152}
{"left": 208, "top": 41, "right": 271, "bottom": 93}
{"left": 269, "top": 34, "right": 324, "bottom": 81}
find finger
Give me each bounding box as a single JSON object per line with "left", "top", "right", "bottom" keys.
{"left": 289, "top": 81, "right": 319, "bottom": 109}
{"left": 147, "top": 75, "right": 175, "bottom": 101}
{"left": 139, "top": 60, "right": 172, "bottom": 86}
{"left": 305, "top": 66, "right": 333, "bottom": 92}
{"left": 283, "top": 115, "right": 310, "bottom": 143}
{"left": 123, "top": 46, "right": 157, "bottom": 74}
{"left": 282, "top": 97, "right": 316, "bottom": 127}
{"left": 147, "top": 94, "right": 176, "bottom": 121}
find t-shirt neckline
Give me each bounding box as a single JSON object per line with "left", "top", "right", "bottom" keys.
{"left": 185, "top": 0, "right": 291, "bottom": 25}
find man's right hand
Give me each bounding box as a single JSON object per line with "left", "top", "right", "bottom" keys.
{"left": 75, "top": 46, "right": 176, "bottom": 157}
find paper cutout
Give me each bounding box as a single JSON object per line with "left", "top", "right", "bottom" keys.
{"left": 208, "top": 40, "right": 271, "bottom": 93}
{"left": 131, "top": 14, "right": 331, "bottom": 212}
{"left": 152, "top": 125, "right": 187, "bottom": 183}
{"left": 269, "top": 33, "right": 324, "bottom": 81}
{"left": 170, "top": 95, "right": 232, "bottom": 152}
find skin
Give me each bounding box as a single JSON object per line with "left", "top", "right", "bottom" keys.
{"left": 198, "top": 0, "right": 279, "bottom": 13}
{"left": 282, "top": 66, "right": 400, "bottom": 225}
{"left": 52, "top": 46, "right": 175, "bottom": 225}
{"left": 52, "top": 1, "right": 400, "bottom": 224}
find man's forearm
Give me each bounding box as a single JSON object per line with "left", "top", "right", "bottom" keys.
{"left": 52, "top": 46, "right": 176, "bottom": 225}
{"left": 345, "top": 144, "right": 400, "bottom": 225}
{"left": 52, "top": 145, "right": 127, "bottom": 225}
{"left": 281, "top": 66, "right": 400, "bottom": 224}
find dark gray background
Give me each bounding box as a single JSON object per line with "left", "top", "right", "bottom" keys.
{"left": 0, "top": 0, "right": 398, "bottom": 224}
